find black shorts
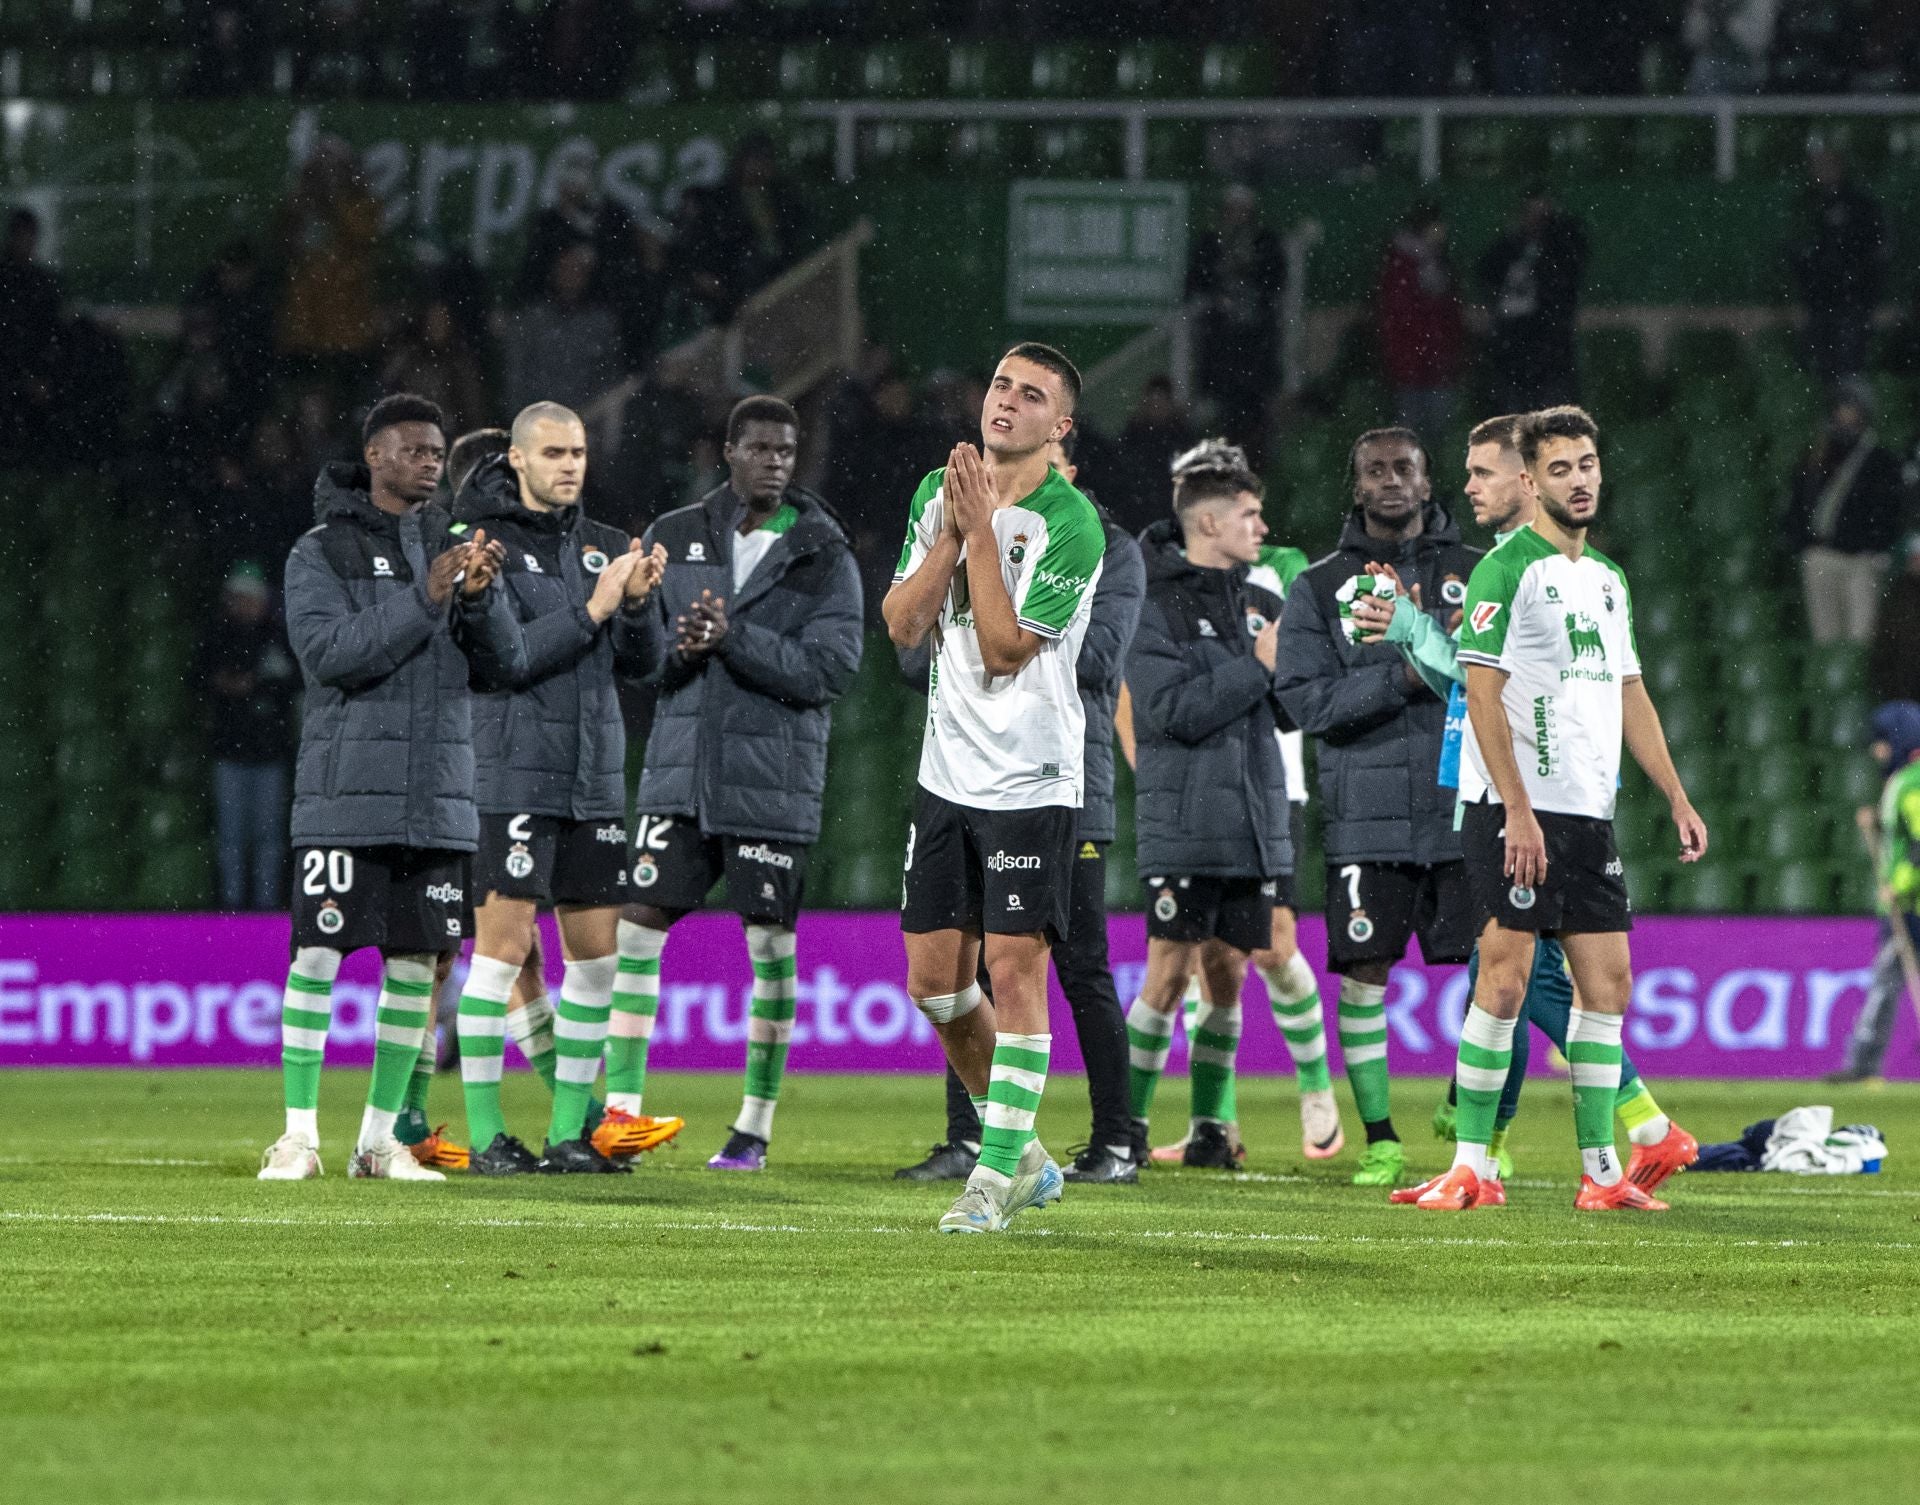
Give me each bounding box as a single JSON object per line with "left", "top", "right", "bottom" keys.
{"left": 1143, "top": 874, "right": 1277, "bottom": 953}
{"left": 1461, "top": 802, "right": 1634, "bottom": 936}
{"left": 291, "top": 846, "right": 471, "bottom": 955}
{"left": 629, "top": 812, "right": 808, "bottom": 927}
{"left": 477, "top": 813, "right": 630, "bottom": 907}
{"left": 1324, "top": 858, "right": 1475, "bottom": 972}
{"left": 901, "top": 786, "right": 1076, "bottom": 942}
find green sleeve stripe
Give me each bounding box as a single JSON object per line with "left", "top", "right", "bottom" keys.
{"left": 893, "top": 468, "right": 946, "bottom": 581}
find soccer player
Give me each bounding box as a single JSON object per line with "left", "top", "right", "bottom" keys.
{"left": 1420, "top": 405, "right": 1708, "bottom": 1211}
{"left": 259, "top": 393, "right": 511, "bottom": 1181}
{"left": 451, "top": 401, "right": 667, "bottom": 1175}
{"left": 884, "top": 343, "right": 1104, "bottom": 1233}
{"left": 1123, "top": 460, "right": 1294, "bottom": 1169}
{"left": 895, "top": 431, "right": 1145, "bottom": 1185}
{"left": 1351, "top": 415, "right": 1696, "bottom": 1194}
{"left": 1154, "top": 438, "right": 1340, "bottom": 1166}
{"left": 1276, "top": 429, "right": 1484, "bottom": 1185}
{"left": 614, "top": 396, "right": 864, "bottom": 1171}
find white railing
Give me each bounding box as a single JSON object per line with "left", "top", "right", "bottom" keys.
{"left": 581, "top": 217, "right": 874, "bottom": 456}
{"left": 794, "top": 93, "right": 1920, "bottom": 184}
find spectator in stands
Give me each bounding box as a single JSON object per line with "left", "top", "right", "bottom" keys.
{"left": 274, "top": 138, "right": 383, "bottom": 393}
{"left": 1476, "top": 185, "right": 1588, "bottom": 413}
{"left": 516, "top": 160, "right": 666, "bottom": 364}
{"left": 1683, "top": 0, "right": 1778, "bottom": 93}
{"left": 1188, "top": 185, "right": 1283, "bottom": 468}
{"left": 0, "top": 207, "right": 64, "bottom": 458}
{"left": 1785, "top": 378, "right": 1907, "bottom": 644}
{"left": 189, "top": 240, "right": 277, "bottom": 424}
{"left": 1868, "top": 534, "right": 1920, "bottom": 703}
{"left": 501, "top": 242, "right": 624, "bottom": 416}
{"left": 1375, "top": 198, "right": 1466, "bottom": 438}
{"left": 198, "top": 563, "right": 298, "bottom": 910}
{"left": 1107, "top": 377, "right": 1198, "bottom": 537}
{"left": 674, "top": 134, "right": 814, "bottom": 327}
{"left": 1789, "top": 146, "right": 1888, "bottom": 386}
{"left": 381, "top": 297, "right": 490, "bottom": 438}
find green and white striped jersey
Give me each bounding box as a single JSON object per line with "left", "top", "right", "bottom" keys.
{"left": 894, "top": 465, "right": 1104, "bottom": 811}
{"left": 1456, "top": 524, "right": 1640, "bottom": 820}
{"left": 1247, "top": 542, "right": 1311, "bottom": 805}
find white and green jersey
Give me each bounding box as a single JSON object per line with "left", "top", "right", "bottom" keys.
{"left": 1248, "top": 543, "right": 1311, "bottom": 805}
{"left": 1455, "top": 524, "right": 1640, "bottom": 820}
{"left": 894, "top": 465, "right": 1104, "bottom": 811}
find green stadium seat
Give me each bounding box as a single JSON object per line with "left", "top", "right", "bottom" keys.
{"left": 1547, "top": 120, "right": 1633, "bottom": 178}
{"left": 1444, "top": 120, "right": 1547, "bottom": 180}
{"left": 1736, "top": 118, "right": 1812, "bottom": 175}
{"left": 1756, "top": 864, "right": 1837, "bottom": 914}
{"left": 1034, "top": 123, "right": 1122, "bottom": 178}
{"left": 1671, "top": 863, "right": 1751, "bottom": 913}
{"left": 1752, "top": 807, "right": 1832, "bottom": 864}
{"left": 132, "top": 842, "right": 213, "bottom": 911}
{"left": 774, "top": 43, "right": 839, "bottom": 99}
{"left": 945, "top": 42, "right": 1024, "bottom": 98}
{"left": 1830, "top": 757, "right": 1882, "bottom": 807}
{"left": 1834, "top": 862, "right": 1877, "bottom": 914}
{"left": 1809, "top": 643, "right": 1867, "bottom": 696}
{"left": 1198, "top": 44, "right": 1272, "bottom": 98}
{"left": 859, "top": 120, "right": 942, "bottom": 174}
{"left": 1026, "top": 43, "right": 1101, "bottom": 98}
{"left": 1145, "top": 121, "right": 1208, "bottom": 178}
{"left": 854, "top": 42, "right": 941, "bottom": 100}
{"left": 1741, "top": 750, "right": 1816, "bottom": 806}
{"left": 1818, "top": 694, "right": 1871, "bottom": 748}
{"left": 945, "top": 120, "right": 1030, "bottom": 175}
{"left": 1729, "top": 697, "right": 1802, "bottom": 748}
{"left": 1114, "top": 42, "right": 1197, "bottom": 98}
{"left": 1631, "top": 117, "right": 1714, "bottom": 174}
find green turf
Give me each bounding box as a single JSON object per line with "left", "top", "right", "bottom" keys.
{"left": 5, "top": 1069, "right": 1919, "bottom": 1504}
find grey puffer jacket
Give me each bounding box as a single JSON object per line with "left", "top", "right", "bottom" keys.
{"left": 633, "top": 484, "right": 863, "bottom": 842}
{"left": 285, "top": 464, "right": 509, "bottom": 852}
{"left": 1275, "top": 501, "right": 1483, "bottom": 865}
{"left": 451, "top": 456, "right": 660, "bottom": 820}
{"left": 1128, "top": 519, "right": 1292, "bottom": 879}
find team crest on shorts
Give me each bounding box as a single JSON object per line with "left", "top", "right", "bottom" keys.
{"left": 581, "top": 549, "right": 609, "bottom": 574}
{"left": 505, "top": 844, "right": 535, "bottom": 880}
{"left": 1153, "top": 890, "right": 1178, "bottom": 923}
{"left": 633, "top": 856, "right": 659, "bottom": 887}
{"left": 316, "top": 900, "right": 345, "bottom": 935}
{"left": 1347, "top": 912, "right": 1374, "bottom": 944}
{"left": 1509, "top": 885, "right": 1536, "bottom": 910}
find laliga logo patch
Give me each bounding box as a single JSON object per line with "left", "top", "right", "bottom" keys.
{"left": 582, "top": 549, "right": 609, "bottom": 574}
{"left": 1442, "top": 576, "right": 1465, "bottom": 606}
{"left": 1347, "top": 912, "right": 1374, "bottom": 944}
{"left": 316, "top": 900, "right": 344, "bottom": 935}
{"left": 1153, "top": 891, "right": 1178, "bottom": 923}
{"left": 1509, "top": 884, "right": 1537, "bottom": 910}
{"left": 1469, "top": 602, "right": 1501, "bottom": 634}
{"left": 505, "top": 844, "right": 535, "bottom": 880}
{"left": 633, "top": 856, "right": 659, "bottom": 888}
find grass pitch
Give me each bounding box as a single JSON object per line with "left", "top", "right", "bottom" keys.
{"left": 4, "top": 1069, "right": 1919, "bottom": 1505}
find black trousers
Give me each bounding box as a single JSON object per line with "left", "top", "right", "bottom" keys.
{"left": 943, "top": 841, "right": 1133, "bottom": 1149}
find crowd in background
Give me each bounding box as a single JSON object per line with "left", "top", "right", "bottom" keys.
{"left": 144, "top": 2, "right": 1920, "bottom": 102}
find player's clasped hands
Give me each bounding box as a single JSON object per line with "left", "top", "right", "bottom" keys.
{"left": 944, "top": 442, "right": 998, "bottom": 540}
{"left": 677, "top": 589, "right": 729, "bottom": 658}
{"left": 427, "top": 540, "right": 478, "bottom": 605}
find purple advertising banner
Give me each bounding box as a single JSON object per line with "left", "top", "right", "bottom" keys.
{"left": 0, "top": 911, "right": 1907, "bottom": 1078}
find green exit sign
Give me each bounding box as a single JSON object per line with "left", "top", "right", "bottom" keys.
{"left": 1006, "top": 180, "right": 1190, "bottom": 325}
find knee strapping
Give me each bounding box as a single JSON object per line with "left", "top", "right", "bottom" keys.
{"left": 914, "top": 982, "right": 983, "bottom": 1025}
{"left": 562, "top": 953, "right": 619, "bottom": 1006}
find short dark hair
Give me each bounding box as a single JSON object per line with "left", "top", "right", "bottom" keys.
{"left": 363, "top": 393, "right": 446, "bottom": 447}
{"left": 1517, "top": 405, "right": 1599, "bottom": 467}
{"left": 726, "top": 395, "right": 799, "bottom": 444}
{"left": 1467, "top": 414, "right": 1523, "bottom": 454}
{"left": 447, "top": 427, "right": 509, "bottom": 494}
{"left": 1174, "top": 464, "right": 1264, "bottom": 516}
{"left": 1347, "top": 426, "right": 1428, "bottom": 488}
{"left": 1001, "top": 342, "right": 1081, "bottom": 409}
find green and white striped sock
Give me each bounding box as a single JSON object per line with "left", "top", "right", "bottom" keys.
{"left": 1181, "top": 973, "right": 1202, "bottom": 1035}
{"left": 359, "top": 954, "right": 435, "bottom": 1151}
{"left": 457, "top": 955, "right": 520, "bottom": 1150}
{"left": 1126, "top": 998, "right": 1175, "bottom": 1124}
{"left": 977, "top": 1031, "right": 1051, "bottom": 1182}
{"left": 1260, "top": 951, "right": 1332, "bottom": 1094}
{"left": 1568, "top": 1007, "right": 1625, "bottom": 1184}
{"left": 548, "top": 955, "right": 616, "bottom": 1145}
{"left": 280, "top": 946, "right": 342, "bottom": 1146}
{"left": 1452, "top": 1004, "right": 1515, "bottom": 1178}
{"left": 606, "top": 920, "right": 667, "bottom": 1115}
{"left": 404, "top": 1032, "right": 435, "bottom": 1115}
{"left": 735, "top": 925, "right": 797, "bottom": 1141}
{"left": 1337, "top": 977, "right": 1392, "bottom": 1127}
{"left": 1189, "top": 998, "right": 1241, "bottom": 1126}
{"left": 506, "top": 993, "right": 557, "bottom": 1092}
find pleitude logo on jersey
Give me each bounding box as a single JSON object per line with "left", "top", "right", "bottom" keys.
{"left": 316, "top": 900, "right": 345, "bottom": 935}
{"left": 736, "top": 842, "right": 794, "bottom": 870}
{"left": 1561, "top": 612, "right": 1612, "bottom": 683}
{"left": 581, "top": 549, "right": 608, "bottom": 574}
{"left": 986, "top": 850, "right": 1040, "bottom": 872}
{"left": 505, "top": 845, "right": 534, "bottom": 879}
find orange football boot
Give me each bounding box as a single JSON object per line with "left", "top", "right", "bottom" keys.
{"left": 1575, "top": 1175, "right": 1668, "bottom": 1211}
{"left": 592, "top": 1107, "right": 685, "bottom": 1159}
{"left": 406, "top": 1125, "right": 470, "bottom": 1171}
{"left": 1416, "top": 1164, "right": 1493, "bottom": 1210}
{"left": 1625, "top": 1121, "right": 1698, "bottom": 1194}
{"left": 1395, "top": 1165, "right": 1507, "bottom": 1207}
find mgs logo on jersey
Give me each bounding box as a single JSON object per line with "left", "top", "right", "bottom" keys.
{"left": 316, "top": 900, "right": 345, "bottom": 935}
